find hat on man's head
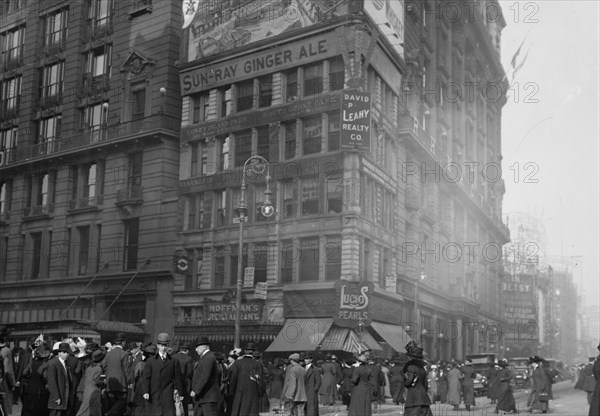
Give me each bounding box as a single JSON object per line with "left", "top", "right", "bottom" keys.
{"left": 195, "top": 337, "right": 211, "bottom": 347}
{"left": 143, "top": 344, "right": 157, "bottom": 356}
{"left": 92, "top": 350, "right": 106, "bottom": 363}
{"left": 356, "top": 353, "right": 368, "bottom": 363}
{"left": 499, "top": 358, "right": 509, "bottom": 367}
{"left": 156, "top": 333, "right": 171, "bottom": 345}
{"left": 180, "top": 342, "right": 193, "bottom": 350}
{"left": 115, "top": 332, "right": 126, "bottom": 342}
{"left": 529, "top": 355, "right": 544, "bottom": 363}
{"left": 405, "top": 340, "right": 424, "bottom": 359}
{"left": 289, "top": 353, "right": 300, "bottom": 361}
{"left": 304, "top": 351, "right": 314, "bottom": 359}
{"left": 244, "top": 342, "right": 256, "bottom": 352}
{"left": 57, "top": 342, "right": 71, "bottom": 353}
{"left": 34, "top": 343, "right": 51, "bottom": 359}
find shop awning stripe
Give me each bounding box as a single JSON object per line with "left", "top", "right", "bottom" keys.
{"left": 370, "top": 321, "right": 413, "bottom": 351}
{"left": 265, "top": 318, "right": 333, "bottom": 352}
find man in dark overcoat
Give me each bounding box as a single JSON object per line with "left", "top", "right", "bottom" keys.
{"left": 228, "top": 343, "right": 263, "bottom": 416}
{"left": 173, "top": 342, "right": 194, "bottom": 413}
{"left": 47, "top": 342, "right": 74, "bottom": 416}
{"left": 304, "top": 352, "right": 321, "bottom": 416}
{"left": 461, "top": 359, "right": 476, "bottom": 411}
{"left": 104, "top": 332, "right": 131, "bottom": 416}
{"left": 190, "top": 337, "right": 220, "bottom": 416}
{"left": 142, "top": 333, "right": 185, "bottom": 416}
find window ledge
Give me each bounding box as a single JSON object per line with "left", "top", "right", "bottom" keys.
{"left": 128, "top": 4, "right": 153, "bottom": 19}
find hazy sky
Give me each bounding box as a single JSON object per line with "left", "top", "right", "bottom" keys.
{"left": 498, "top": 1, "right": 599, "bottom": 306}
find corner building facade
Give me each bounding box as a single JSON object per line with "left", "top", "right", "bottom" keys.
{"left": 0, "top": 0, "right": 182, "bottom": 343}
{"left": 175, "top": 0, "right": 510, "bottom": 359}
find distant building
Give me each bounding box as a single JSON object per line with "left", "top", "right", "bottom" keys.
{"left": 0, "top": 0, "right": 182, "bottom": 343}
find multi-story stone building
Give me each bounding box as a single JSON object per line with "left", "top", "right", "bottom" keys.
{"left": 174, "top": 0, "right": 510, "bottom": 360}
{"left": 0, "top": 0, "right": 182, "bottom": 343}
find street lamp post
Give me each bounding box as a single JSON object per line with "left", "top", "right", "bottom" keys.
{"left": 414, "top": 265, "right": 426, "bottom": 344}
{"left": 234, "top": 156, "right": 274, "bottom": 349}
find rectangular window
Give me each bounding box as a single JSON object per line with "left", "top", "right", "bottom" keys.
{"left": 31, "top": 232, "right": 42, "bottom": 279}
{"left": 0, "top": 182, "right": 7, "bottom": 213}
{"left": 283, "top": 180, "right": 297, "bottom": 219}
{"left": 132, "top": 89, "right": 146, "bottom": 120}
{"left": 128, "top": 152, "right": 143, "bottom": 188}
{"left": 2, "top": 25, "right": 25, "bottom": 61}
{"left": 362, "top": 239, "right": 371, "bottom": 281}
{"left": 286, "top": 69, "right": 298, "bottom": 102}
{"left": 78, "top": 226, "right": 90, "bottom": 275}
{"left": 192, "top": 92, "right": 209, "bottom": 123}
{"left": 0, "top": 237, "right": 8, "bottom": 280}
{"left": 259, "top": 75, "right": 272, "bottom": 107}
{"left": 123, "top": 218, "right": 139, "bottom": 271}
{"left": 236, "top": 80, "right": 254, "bottom": 112}
{"left": 44, "top": 8, "right": 68, "bottom": 47}
{"left": 96, "top": 224, "right": 102, "bottom": 272}
{"left": 234, "top": 130, "right": 252, "bottom": 167}
{"left": 301, "top": 177, "right": 319, "bottom": 215}
{"left": 37, "top": 173, "right": 50, "bottom": 206}
{"left": 84, "top": 163, "right": 98, "bottom": 199}
{"left": 256, "top": 126, "right": 270, "bottom": 161}
{"left": 281, "top": 241, "right": 294, "bottom": 284}
{"left": 1, "top": 76, "right": 21, "bottom": 112}
{"left": 325, "top": 236, "right": 341, "bottom": 281}
{"left": 253, "top": 243, "right": 268, "bottom": 284}
{"left": 215, "top": 190, "right": 226, "bottom": 226}
{"left": 302, "top": 115, "right": 322, "bottom": 155}
{"left": 328, "top": 111, "right": 340, "bottom": 151}
{"left": 214, "top": 246, "right": 225, "bottom": 288}
{"left": 84, "top": 102, "right": 108, "bottom": 143}
{"left": 187, "top": 195, "right": 196, "bottom": 230}
{"left": 38, "top": 116, "right": 62, "bottom": 154}
{"left": 328, "top": 56, "right": 345, "bottom": 91}
{"left": 284, "top": 121, "right": 296, "bottom": 160}
{"left": 190, "top": 142, "right": 199, "bottom": 177}
{"left": 40, "top": 61, "right": 65, "bottom": 99}
{"left": 326, "top": 176, "right": 343, "bottom": 213}
{"left": 89, "top": 0, "right": 113, "bottom": 27}
{"left": 229, "top": 244, "right": 247, "bottom": 286}
{"left": 304, "top": 62, "right": 323, "bottom": 96}
{"left": 219, "top": 86, "right": 232, "bottom": 117}
{"left": 0, "top": 127, "right": 18, "bottom": 161}
{"left": 299, "top": 237, "right": 319, "bottom": 282}
{"left": 218, "top": 135, "right": 230, "bottom": 171}
{"left": 200, "top": 143, "right": 209, "bottom": 175}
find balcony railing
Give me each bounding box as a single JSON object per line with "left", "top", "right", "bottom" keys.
{"left": 79, "top": 74, "right": 111, "bottom": 99}
{"left": 68, "top": 195, "right": 104, "bottom": 210}
{"left": 23, "top": 204, "right": 54, "bottom": 218}
{"left": 8, "top": 114, "right": 180, "bottom": 164}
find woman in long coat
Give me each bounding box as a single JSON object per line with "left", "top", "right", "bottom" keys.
{"left": 348, "top": 354, "right": 373, "bottom": 416}
{"left": 495, "top": 359, "right": 517, "bottom": 414}
{"left": 131, "top": 345, "right": 155, "bottom": 416}
{"left": 461, "top": 361, "right": 476, "bottom": 411}
{"left": 486, "top": 363, "right": 501, "bottom": 404}
{"left": 389, "top": 360, "right": 406, "bottom": 405}
{"left": 529, "top": 357, "right": 551, "bottom": 413}
{"left": 402, "top": 341, "right": 432, "bottom": 416}
{"left": 20, "top": 343, "right": 51, "bottom": 416}
{"left": 339, "top": 359, "right": 355, "bottom": 409}
{"left": 228, "top": 346, "right": 263, "bottom": 416}
{"left": 427, "top": 366, "right": 438, "bottom": 404}
{"left": 76, "top": 350, "right": 105, "bottom": 416}
{"left": 446, "top": 363, "right": 462, "bottom": 410}
{"left": 319, "top": 355, "right": 339, "bottom": 406}
{"left": 437, "top": 365, "right": 448, "bottom": 403}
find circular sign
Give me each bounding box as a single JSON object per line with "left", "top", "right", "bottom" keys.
{"left": 177, "top": 258, "right": 188, "bottom": 272}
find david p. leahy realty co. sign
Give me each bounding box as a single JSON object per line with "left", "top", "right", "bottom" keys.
{"left": 340, "top": 89, "right": 371, "bottom": 152}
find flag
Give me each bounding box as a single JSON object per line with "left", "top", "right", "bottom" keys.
{"left": 35, "top": 333, "right": 44, "bottom": 345}
{"left": 182, "top": 0, "right": 199, "bottom": 29}
{"left": 510, "top": 33, "right": 529, "bottom": 69}
{"left": 511, "top": 45, "right": 531, "bottom": 82}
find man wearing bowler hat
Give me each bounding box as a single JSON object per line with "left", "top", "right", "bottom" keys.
{"left": 173, "top": 342, "right": 194, "bottom": 412}
{"left": 142, "top": 333, "right": 185, "bottom": 416}
{"left": 47, "top": 342, "right": 74, "bottom": 416}
{"left": 190, "top": 337, "right": 220, "bottom": 416}
{"left": 228, "top": 342, "right": 264, "bottom": 416}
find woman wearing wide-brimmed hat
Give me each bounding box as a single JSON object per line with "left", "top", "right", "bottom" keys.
{"left": 348, "top": 353, "right": 374, "bottom": 416}
{"left": 527, "top": 355, "right": 551, "bottom": 413}
{"left": 20, "top": 343, "right": 51, "bottom": 416}
{"left": 495, "top": 359, "right": 517, "bottom": 414}
{"left": 76, "top": 350, "right": 106, "bottom": 416}
{"left": 402, "top": 341, "right": 432, "bottom": 416}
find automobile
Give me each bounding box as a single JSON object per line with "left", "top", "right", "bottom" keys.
{"left": 508, "top": 357, "right": 531, "bottom": 389}
{"left": 465, "top": 353, "right": 497, "bottom": 397}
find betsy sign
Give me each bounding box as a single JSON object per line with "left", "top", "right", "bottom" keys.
{"left": 340, "top": 89, "right": 371, "bottom": 152}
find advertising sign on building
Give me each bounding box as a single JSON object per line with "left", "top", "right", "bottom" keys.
{"left": 184, "top": 0, "right": 353, "bottom": 62}
{"left": 340, "top": 89, "right": 372, "bottom": 152}
{"left": 254, "top": 282, "right": 268, "bottom": 300}
{"left": 333, "top": 280, "right": 374, "bottom": 328}
{"left": 204, "top": 300, "right": 262, "bottom": 323}
{"left": 385, "top": 275, "right": 397, "bottom": 293}
{"left": 243, "top": 267, "right": 255, "bottom": 287}
{"left": 363, "top": 0, "right": 405, "bottom": 57}
{"left": 501, "top": 274, "right": 539, "bottom": 344}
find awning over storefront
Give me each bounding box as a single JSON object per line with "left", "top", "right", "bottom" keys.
{"left": 266, "top": 318, "right": 333, "bottom": 352}
{"left": 370, "top": 321, "right": 413, "bottom": 351}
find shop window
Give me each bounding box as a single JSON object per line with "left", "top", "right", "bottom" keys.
{"left": 219, "top": 86, "right": 232, "bottom": 117}
{"left": 256, "top": 125, "right": 270, "bottom": 161}
{"left": 214, "top": 246, "right": 225, "bottom": 288}
{"left": 30, "top": 232, "right": 42, "bottom": 279}
{"left": 285, "top": 69, "right": 298, "bottom": 102}
{"left": 301, "top": 177, "right": 319, "bottom": 215}
{"left": 252, "top": 243, "right": 268, "bottom": 284}
{"left": 282, "top": 180, "right": 297, "bottom": 219}
{"left": 192, "top": 91, "right": 210, "bottom": 123}
{"left": 229, "top": 244, "right": 247, "bottom": 286}
{"left": 218, "top": 134, "right": 230, "bottom": 171}
{"left": 215, "top": 190, "right": 226, "bottom": 226}
{"left": 234, "top": 130, "right": 252, "bottom": 167}
{"left": 326, "top": 176, "right": 343, "bottom": 213}
{"left": 78, "top": 226, "right": 90, "bottom": 275}
{"left": 328, "top": 56, "right": 345, "bottom": 91}
{"left": 258, "top": 75, "right": 272, "bottom": 107}
{"left": 299, "top": 237, "right": 319, "bottom": 282}
{"left": 302, "top": 115, "right": 322, "bottom": 155}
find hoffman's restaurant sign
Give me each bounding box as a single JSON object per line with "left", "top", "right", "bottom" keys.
{"left": 333, "top": 280, "right": 374, "bottom": 328}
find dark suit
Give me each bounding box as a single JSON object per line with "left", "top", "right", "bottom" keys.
{"left": 104, "top": 346, "right": 131, "bottom": 416}
{"left": 305, "top": 364, "right": 321, "bottom": 416}
{"left": 191, "top": 351, "right": 220, "bottom": 416}
{"left": 229, "top": 356, "right": 264, "bottom": 416}
{"left": 142, "top": 353, "right": 185, "bottom": 416}
{"left": 173, "top": 352, "right": 194, "bottom": 410}
{"left": 47, "top": 357, "right": 73, "bottom": 416}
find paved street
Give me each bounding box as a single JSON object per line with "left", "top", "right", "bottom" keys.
{"left": 5, "top": 380, "right": 591, "bottom": 416}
